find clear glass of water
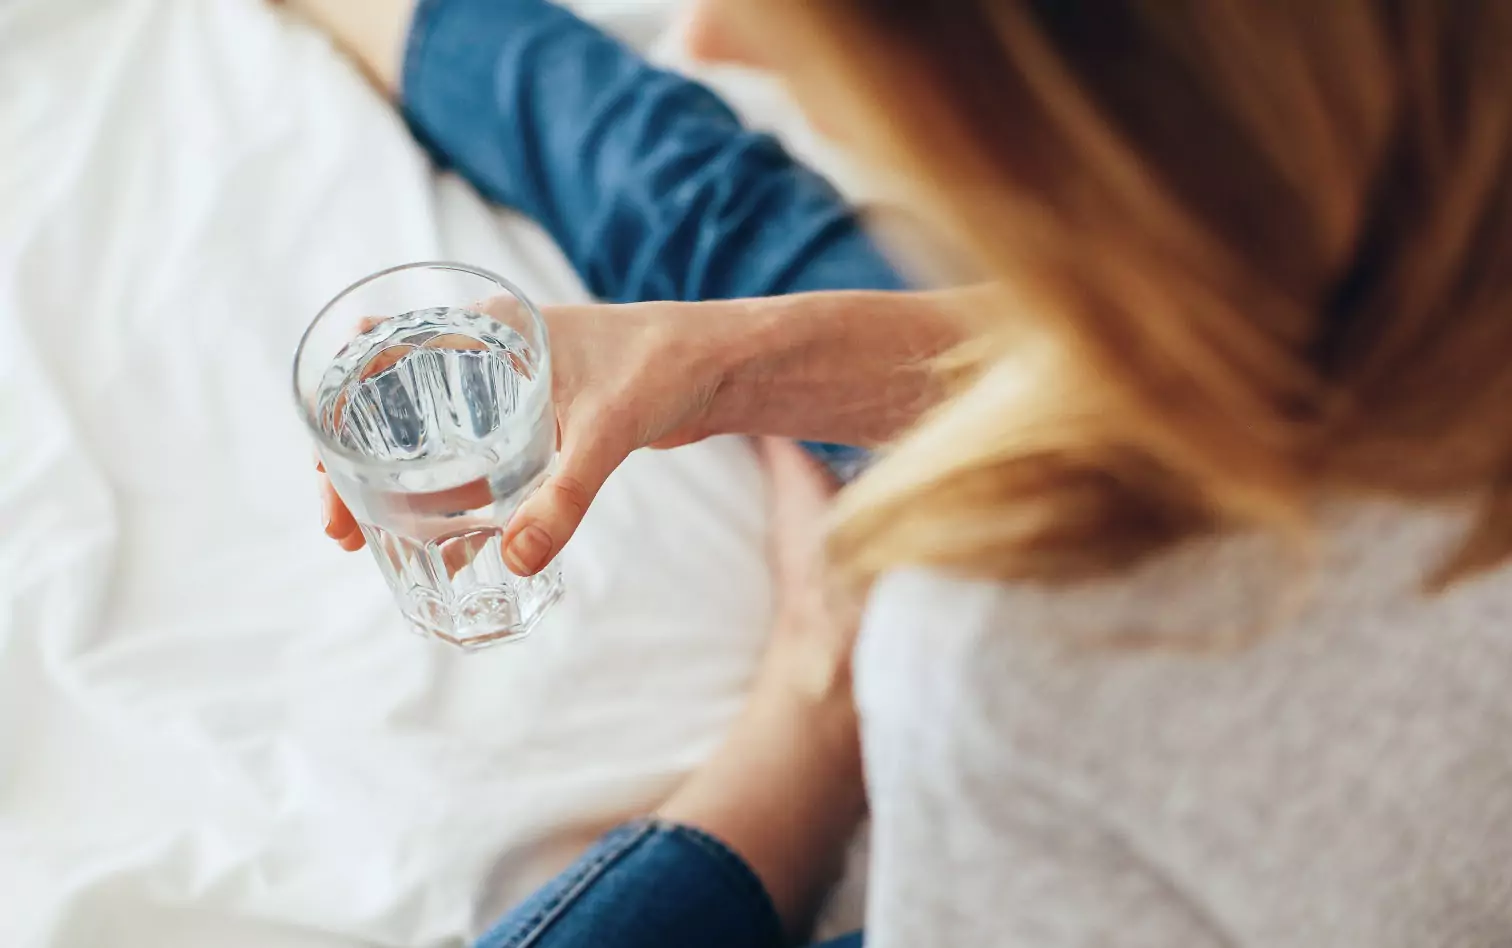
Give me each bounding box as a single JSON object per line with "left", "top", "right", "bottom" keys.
{"left": 293, "top": 262, "right": 563, "bottom": 649}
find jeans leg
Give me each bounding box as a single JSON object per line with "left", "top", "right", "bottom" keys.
{"left": 401, "top": 0, "right": 906, "bottom": 479}
{"left": 476, "top": 819, "right": 786, "bottom": 948}
{"left": 400, "top": 0, "right": 906, "bottom": 305}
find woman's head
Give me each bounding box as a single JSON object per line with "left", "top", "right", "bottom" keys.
{"left": 691, "top": 0, "right": 1512, "bottom": 584}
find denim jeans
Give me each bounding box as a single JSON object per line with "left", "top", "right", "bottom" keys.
{"left": 474, "top": 820, "right": 864, "bottom": 948}
{"left": 401, "top": 0, "right": 906, "bottom": 480}
{"left": 401, "top": 1, "right": 889, "bottom": 942}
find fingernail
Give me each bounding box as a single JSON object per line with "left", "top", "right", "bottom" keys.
{"left": 320, "top": 490, "right": 333, "bottom": 533}
{"left": 504, "top": 524, "right": 552, "bottom": 575}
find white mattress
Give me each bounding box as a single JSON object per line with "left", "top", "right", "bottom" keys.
{"left": 0, "top": 1, "right": 862, "bottom": 944}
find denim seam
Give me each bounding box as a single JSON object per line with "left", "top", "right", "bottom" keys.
{"left": 652, "top": 820, "right": 786, "bottom": 942}
{"left": 500, "top": 821, "right": 660, "bottom": 948}
{"left": 399, "top": 0, "right": 443, "bottom": 108}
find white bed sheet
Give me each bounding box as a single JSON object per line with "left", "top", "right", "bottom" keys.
{"left": 0, "top": 1, "right": 862, "bottom": 944}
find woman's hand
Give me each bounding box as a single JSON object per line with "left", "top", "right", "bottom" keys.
{"left": 320, "top": 298, "right": 734, "bottom": 572}
{"left": 319, "top": 289, "right": 965, "bottom": 572}
{"left": 492, "top": 301, "right": 733, "bottom": 575}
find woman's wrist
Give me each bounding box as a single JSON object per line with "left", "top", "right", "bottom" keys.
{"left": 656, "top": 667, "right": 865, "bottom": 937}
{"left": 699, "top": 290, "right": 962, "bottom": 446}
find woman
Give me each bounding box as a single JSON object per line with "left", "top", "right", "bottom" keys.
{"left": 301, "top": 0, "right": 1512, "bottom": 945}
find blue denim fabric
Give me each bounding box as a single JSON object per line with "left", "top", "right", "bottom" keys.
{"left": 399, "top": 0, "right": 906, "bottom": 478}
{"left": 400, "top": 0, "right": 906, "bottom": 303}
{"left": 475, "top": 819, "right": 863, "bottom": 948}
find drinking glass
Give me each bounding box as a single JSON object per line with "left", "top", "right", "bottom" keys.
{"left": 293, "top": 262, "right": 563, "bottom": 648}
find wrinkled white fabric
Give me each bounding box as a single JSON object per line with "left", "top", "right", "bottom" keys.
{"left": 0, "top": 1, "right": 854, "bottom": 944}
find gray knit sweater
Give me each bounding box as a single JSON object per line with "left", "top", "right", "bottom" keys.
{"left": 855, "top": 500, "right": 1512, "bottom": 946}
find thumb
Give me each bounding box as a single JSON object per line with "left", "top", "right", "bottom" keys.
{"left": 500, "top": 428, "right": 627, "bottom": 576}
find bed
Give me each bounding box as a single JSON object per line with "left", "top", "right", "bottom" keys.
{"left": 0, "top": 1, "right": 864, "bottom": 943}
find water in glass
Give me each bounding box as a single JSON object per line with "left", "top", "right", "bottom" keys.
{"left": 314, "top": 306, "right": 562, "bottom": 648}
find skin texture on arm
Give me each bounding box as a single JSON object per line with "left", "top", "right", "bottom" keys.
{"left": 497, "top": 287, "right": 965, "bottom": 576}
{"left": 701, "top": 288, "right": 965, "bottom": 448}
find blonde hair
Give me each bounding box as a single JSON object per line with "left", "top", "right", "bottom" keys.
{"left": 764, "top": 0, "right": 1512, "bottom": 586}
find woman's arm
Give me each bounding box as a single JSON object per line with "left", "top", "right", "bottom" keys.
{"left": 322, "top": 288, "right": 965, "bottom": 571}
{"left": 491, "top": 288, "right": 963, "bottom": 575}
{"left": 695, "top": 289, "right": 964, "bottom": 447}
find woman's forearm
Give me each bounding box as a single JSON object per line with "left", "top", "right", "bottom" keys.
{"left": 705, "top": 289, "right": 967, "bottom": 446}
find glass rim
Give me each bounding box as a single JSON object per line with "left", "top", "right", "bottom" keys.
{"left": 292, "top": 260, "right": 552, "bottom": 469}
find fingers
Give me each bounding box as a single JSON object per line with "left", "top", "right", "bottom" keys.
{"left": 757, "top": 438, "right": 840, "bottom": 588}
{"left": 756, "top": 437, "right": 841, "bottom": 497}
{"left": 317, "top": 462, "right": 365, "bottom": 551}
{"left": 500, "top": 426, "right": 630, "bottom": 576}
{"left": 313, "top": 306, "right": 525, "bottom": 557}
{"left": 307, "top": 317, "right": 385, "bottom": 555}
